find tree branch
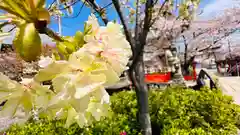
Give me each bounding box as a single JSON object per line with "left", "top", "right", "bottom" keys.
{"left": 85, "top": 0, "right": 109, "bottom": 25}
{"left": 43, "top": 27, "right": 64, "bottom": 42}
{"left": 0, "top": 22, "right": 16, "bottom": 32}
{"left": 198, "top": 29, "right": 238, "bottom": 53}
{"left": 57, "top": 0, "right": 80, "bottom": 10}
{"left": 131, "top": 0, "right": 154, "bottom": 68}
{"left": 142, "top": 0, "right": 155, "bottom": 40}
{"left": 213, "top": 28, "right": 238, "bottom": 44}
{"left": 0, "top": 22, "right": 9, "bottom": 29}
{"left": 149, "top": 0, "right": 167, "bottom": 27}
{"left": 112, "top": 0, "right": 134, "bottom": 50}
{"left": 93, "top": 2, "right": 113, "bottom": 14}
{"left": 135, "top": 0, "right": 141, "bottom": 43}
{"left": 48, "top": 0, "right": 57, "bottom": 10}
{"left": 8, "top": 26, "right": 16, "bottom": 32}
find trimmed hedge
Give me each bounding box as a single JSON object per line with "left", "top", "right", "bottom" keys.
{"left": 7, "top": 87, "right": 240, "bottom": 135}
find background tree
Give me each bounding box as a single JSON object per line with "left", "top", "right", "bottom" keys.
{"left": 179, "top": 7, "right": 240, "bottom": 70}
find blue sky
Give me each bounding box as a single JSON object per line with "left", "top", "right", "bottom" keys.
{"left": 47, "top": 0, "right": 117, "bottom": 36}
{"left": 2, "top": 0, "right": 238, "bottom": 44}
{"left": 198, "top": 0, "right": 240, "bottom": 19}
{"left": 46, "top": 0, "right": 215, "bottom": 36}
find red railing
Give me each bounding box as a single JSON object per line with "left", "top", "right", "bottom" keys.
{"left": 145, "top": 72, "right": 171, "bottom": 83}
{"left": 145, "top": 64, "right": 197, "bottom": 83}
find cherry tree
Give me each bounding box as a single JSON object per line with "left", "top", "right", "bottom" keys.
{"left": 76, "top": 1, "right": 200, "bottom": 134}
{"left": 178, "top": 7, "right": 240, "bottom": 72}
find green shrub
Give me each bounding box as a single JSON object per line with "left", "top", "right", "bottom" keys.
{"left": 151, "top": 87, "right": 240, "bottom": 135}
{"left": 6, "top": 87, "right": 240, "bottom": 135}
{"left": 7, "top": 113, "right": 140, "bottom": 135}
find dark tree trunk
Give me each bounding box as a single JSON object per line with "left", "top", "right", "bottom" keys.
{"left": 182, "top": 35, "right": 189, "bottom": 75}
{"left": 184, "top": 44, "right": 188, "bottom": 67}
{"left": 130, "top": 53, "right": 152, "bottom": 135}
{"left": 183, "top": 45, "right": 189, "bottom": 75}
{"left": 112, "top": 0, "right": 153, "bottom": 134}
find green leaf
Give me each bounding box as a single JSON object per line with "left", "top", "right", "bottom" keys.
{"left": 83, "top": 23, "right": 92, "bottom": 35}
{"left": 52, "top": 50, "right": 61, "bottom": 60}
{"left": 56, "top": 42, "right": 68, "bottom": 55}
{"left": 64, "top": 41, "right": 76, "bottom": 54}
{"left": 74, "top": 31, "right": 84, "bottom": 48}
{"left": 21, "top": 91, "right": 33, "bottom": 113}
{"left": 2, "top": 0, "right": 29, "bottom": 20}
{"left": 34, "top": 0, "right": 46, "bottom": 9}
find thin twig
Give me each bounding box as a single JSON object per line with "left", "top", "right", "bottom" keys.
{"left": 48, "top": 0, "right": 57, "bottom": 10}
{"left": 85, "top": 0, "right": 109, "bottom": 25}
{"left": 63, "top": 0, "right": 85, "bottom": 18}
{"left": 149, "top": 0, "right": 167, "bottom": 27}
{"left": 92, "top": 2, "right": 113, "bottom": 14}
{"left": 57, "top": 0, "right": 80, "bottom": 10}
{"left": 139, "top": 0, "right": 154, "bottom": 55}
{"left": 43, "top": 27, "right": 64, "bottom": 42}
{"left": 8, "top": 26, "right": 16, "bottom": 32}
{"left": 0, "top": 22, "right": 10, "bottom": 29}
{"left": 0, "top": 21, "right": 17, "bottom": 32}
{"left": 198, "top": 28, "right": 238, "bottom": 52}
{"left": 112, "top": 0, "right": 134, "bottom": 48}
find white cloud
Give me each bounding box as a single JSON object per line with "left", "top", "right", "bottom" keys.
{"left": 40, "top": 34, "right": 55, "bottom": 45}
{"left": 175, "top": 0, "right": 240, "bottom": 53}
{"left": 199, "top": 0, "right": 240, "bottom": 19}
{"left": 1, "top": 25, "right": 54, "bottom": 45}
{"left": 1, "top": 25, "right": 16, "bottom": 44}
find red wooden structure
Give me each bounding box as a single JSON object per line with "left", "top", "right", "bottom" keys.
{"left": 145, "top": 72, "right": 171, "bottom": 83}
{"left": 184, "top": 63, "right": 197, "bottom": 81}
{"left": 145, "top": 63, "right": 197, "bottom": 83}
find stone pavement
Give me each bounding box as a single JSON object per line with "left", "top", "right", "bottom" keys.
{"left": 187, "top": 68, "right": 240, "bottom": 105}
{"left": 200, "top": 68, "right": 240, "bottom": 104}
{"left": 218, "top": 77, "right": 240, "bottom": 104}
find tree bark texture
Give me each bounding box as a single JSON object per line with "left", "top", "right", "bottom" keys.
{"left": 130, "top": 53, "right": 152, "bottom": 135}
{"left": 112, "top": 0, "right": 153, "bottom": 134}
{"left": 182, "top": 35, "right": 189, "bottom": 75}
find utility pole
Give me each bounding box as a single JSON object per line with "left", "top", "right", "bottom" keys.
{"left": 56, "top": 0, "right": 62, "bottom": 36}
